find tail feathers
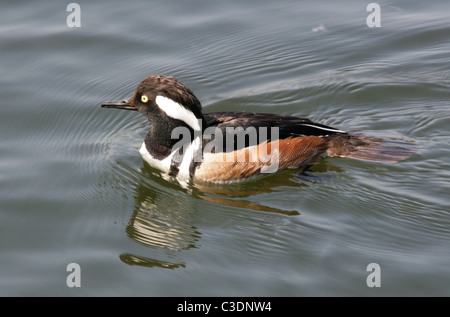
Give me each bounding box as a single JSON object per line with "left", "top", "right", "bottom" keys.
{"left": 326, "top": 132, "right": 416, "bottom": 163}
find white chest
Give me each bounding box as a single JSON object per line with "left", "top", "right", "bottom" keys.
{"left": 139, "top": 140, "right": 201, "bottom": 181}
{"left": 139, "top": 142, "right": 174, "bottom": 174}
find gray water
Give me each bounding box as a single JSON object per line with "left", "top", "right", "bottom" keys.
{"left": 0, "top": 0, "right": 449, "bottom": 296}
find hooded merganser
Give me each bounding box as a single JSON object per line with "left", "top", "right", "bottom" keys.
{"left": 102, "top": 75, "right": 413, "bottom": 183}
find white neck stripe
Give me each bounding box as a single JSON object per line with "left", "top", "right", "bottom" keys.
{"left": 155, "top": 95, "right": 201, "bottom": 131}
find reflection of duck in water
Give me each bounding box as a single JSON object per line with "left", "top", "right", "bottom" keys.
{"left": 102, "top": 75, "right": 415, "bottom": 184}
{"left": 119, "top": 145, "right": 353, "bottom": 268}
{"left": 140, "top": 162, "right": 308, "bottom": 215}
{"left": 120, "top": 163, "right": 305, "bottom": 269}
{"left": 119, "top": 173, "right": 200, "bottom": 269}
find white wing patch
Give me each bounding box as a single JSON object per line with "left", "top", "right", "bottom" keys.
{"left": 300, "top": 123, "right": 346, "bottom": 133}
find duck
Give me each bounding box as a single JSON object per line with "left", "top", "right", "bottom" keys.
{"left": 102, "top": 75, "right": 413, "bottom": 183}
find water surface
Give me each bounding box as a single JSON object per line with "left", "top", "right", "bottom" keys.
{"left": 0, "top": 0, "right": 449, "bottom": 296}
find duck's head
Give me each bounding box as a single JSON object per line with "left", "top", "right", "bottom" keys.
{"left": 101, "top": 75, "right": 205, "bottom": 132}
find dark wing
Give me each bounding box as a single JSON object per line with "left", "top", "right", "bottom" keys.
{"left": 203, "top": 112, "right": 346, "bottom": 152}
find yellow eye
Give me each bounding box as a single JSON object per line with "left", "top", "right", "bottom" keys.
{"left": 141, "top": 95, "right": 149, "bottom": 103}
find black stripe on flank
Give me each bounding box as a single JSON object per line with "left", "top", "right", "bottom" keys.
{"left": 189, "top": 159, "right": 200, "bottom": 179}
{"left": 168, "top": 147, "right": 184, "bottom": 177}
{"left": 169, "top": 161, "right": 180, "bottom": 176}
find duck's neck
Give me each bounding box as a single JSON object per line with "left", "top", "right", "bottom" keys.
{"left": 145, "top": 115, "right": 205, "bottom": 160}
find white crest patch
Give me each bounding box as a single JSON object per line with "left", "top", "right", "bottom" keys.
{"left": 155, "top": 95, "right": 201, "bottom": 131}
